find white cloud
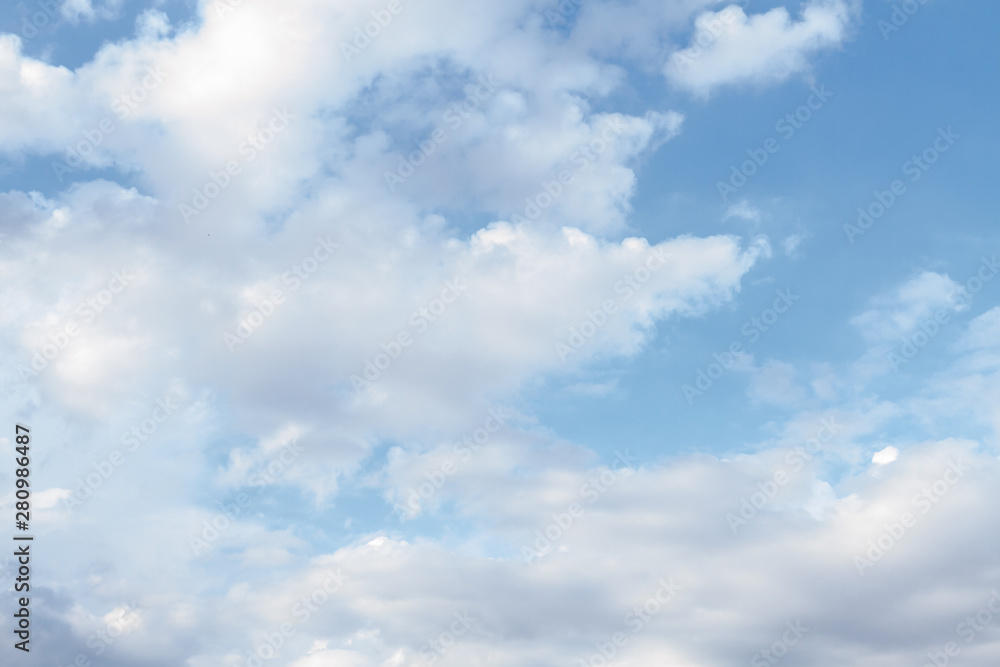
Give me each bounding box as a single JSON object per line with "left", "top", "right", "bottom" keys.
{"left": 723, "top": 199, "right": 762, "bottom": 223}
{"left": 747, "top": 359, "right": 805, "bottom": 407}
{"left": 958, "top": 306, "right": 1000, "bottom": 351}
{"left": 783, "top": 234, "right": 804, "bottom": 256}
{"left": 39, "top": 436, "right": 1000, "bottom": 667}
{"left": 0, "top": 35, "right": 82, "bottom": 151}
{"left": 872, "top": 445, "right": 899, "bottom": 465}
{"left": 665, "top": 1, "right": 857, "bottom": 96}
{"left": 0, "top": 176, "right": 767, "bottom": 513}
{"left": 0, "top": 2, "right": 994, "bottom": 666}
{"left": 61, "top": 0, "right": 121, "bottom": 23}
{"left": 851, "top": 271, "right": 967, "bottom": 343}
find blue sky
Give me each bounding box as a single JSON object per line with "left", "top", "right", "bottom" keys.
{"left": 1, "top": 1, "right": 999, "bottom": 666}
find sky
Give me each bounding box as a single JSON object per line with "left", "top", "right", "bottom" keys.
{"left": 1, "top": 0, "right": 999, "bottom": 665}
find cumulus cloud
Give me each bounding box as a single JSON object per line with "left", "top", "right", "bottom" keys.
{"left": 665, "top": 0, "right": 857, "bottom": 96}
{"left": 0, "top": 1, "right": 992, "bottom": 666}
{"left": 25, "top": 434, "right": 1000, "bottom": 667}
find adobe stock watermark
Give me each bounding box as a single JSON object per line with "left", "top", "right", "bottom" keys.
{"left": 351, "top": 278, "right": 467, "bottom": 392}
{"left": 211, "top": 0, "right": 246, "bottom": 19}
{"left": 683, "top": 288, "right": 799, "bottom": 404}
{"left": 578, "top": 578, "right": 681, "bottom": 667}
{"left": 340, "top": 0, "right": 413, "bottom": 62}
{"left": 543, "top": 0, "right": 580, "bottom": 27}
{"left": 509, "top": 116, "right": 627, "bottom": 224}
{"left": 61, "top": 392, "right": 182, "bottom": 512}
{"left": 726, "top": 416, "right": 842, "bottom": 534}
{"left": 190, "top": 438, "right": 305, "bottom": 556}
{"left": 750, "top": 620, "right": 809, "bottom": 667}
{"left": 666, "top": 3, "right": 748, "bottom": 72}
{"left": 56, "top": 601, "right": 142, "bottom": 667}
{"left": 52, "top": 67, "right": 166, "bottom": 182}
{"left": 240, "top": 569, "right": 348, "bottom": 667}
{"left": 0, "top": 553, "right": 15, "bottom": 587}
{"left": 921, "top": 589, "right": 1000, "bottom": 667}
{"left": 393, "top": 407, "right": 511, "bottom": 519}
{"left": 521, "top": 450, "right": 637, "bottom": 561}
{"left": 878, "top": 0, "right": 931, "bottom": 40}
{"left": 555, "top": 246, "right": 671, "bottom": 361}
{"left": 844, "top": 127, "right": 959, "bottom": 244}
{"left": 853, "top": 458, "right": 969, "bottom": 575}
{"left": 415, "top": 611, "right": 477, "bottom": 664}
{"left": 224, "top": 236, "right": 338, "bottom": 352}
{"left": 18, "top": 0, "right": 59, "bottom": 41}
{"left": 384, "top": 74, "right": 499, "bottom": 191}
{"left": 887, "top": 255, "right": 997, "bottom": 371}
{"left": 180, "top": 108, "right": 294, "bottom": 223}
{"left": 18, "top": 268, "right": 136, "bottom": 380}
{"left": 717, "top": 85, "right": 833, "bottom": 202}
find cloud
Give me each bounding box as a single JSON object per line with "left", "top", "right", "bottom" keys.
{"left": 747, "top": 359, "right": 806, "bottom": 407}
{"left": 61, "top": 0, "right": 128, "bottom": 24}
{"left": 665, "top": 1, "right": 857, "bottom": 96}
{"left": 851, "top": 271, "right": 967, "bottom": 344}
{"left": 0, "top": 35, "right": 83, "bottom": 151}
{"left": 0, "top": 2, "right": 994, "bottom": 666}
{"left": 957, "top": 306, "right": 1000, "bottom": 351}
{"left": 783, "top": 234, "right": 804, "bottom": 256}
{"left": 872, "top": 445, "right": 899, "bottom": 465}
{"left": 29, "top": 435, "right": 1000, "bottom": 667}
{"left": 723, "top": 199, "right": 762, "bottom": 223}
{"left": 0, "top": 177, "right": 767, "bottom": 519}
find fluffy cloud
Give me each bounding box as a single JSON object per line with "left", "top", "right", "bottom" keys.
{"left": 24, "top": 431, "right": 1000, "bottom": 667}
{"left": 665, "top": 0, "right": 857, "bottom": 96}
{"left": 0, "top": 1, "right": 993, "bottom": 666}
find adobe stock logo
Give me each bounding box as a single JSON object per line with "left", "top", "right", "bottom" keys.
{"left": 726, "top": 416, "right": 841, "bottom": 534}
{"left": 394, "top": 407, "right": 510, "bottom": 519}
{"left": 351, "top": 279, "right": 467, "bottom": 392}
{"left": 19, "top": 0, "right": 59, "bottom": 41}
{"left": 555, "top": 247, "right": 670, "bottom": 361}
{"left": 52, "top": 67, "right": 166, "bottom": 182}
{"left": 578, "top": 577, "right": 681, "bottom": 667}
{"left": 180, "top": 108, "right": 294, "bottom": 223}
{"left": 878, "top": 0, "right": 931, "bottom": 40}
{"left": 384, "top": 75, "right": 498, "bottom": 191}
{"left": 18, "top": 268, "right": 136, "bottom": 380}
{"left": 886, "top": 255, "right": 997, "bottom": 372}
{"left": 61, "top": 392, "right": 182, "bottom": 513}
{"left": 717, "top": 85, "right": 833, "bottom": 202}
{"left": 521, "top": 450, "right": 635, "bottom": 561}
{"left": 844, "top": 127, "right": 959, "bottom": 244}
{"left": 853, "top": 459, "right": 968, "bottom": 575}
{"left": 665, "top": 3, "right": 746, "bottom": 72}
{"left": 339, "top": 0, "right": 413, "bottom": 62}
{"left": 511, "top": 116, "right": 628, "bottom": 225}
{"left": 683, "top": 288, "right": 799, "bottom": 404}
{"left": 751, "top": 620, "right": 809, "bottom": 667}
{"left": 417, "top": 611, "right": 477, "bottom": 664}
{"left": 922, "top": 589, "right": 1000, "bottom": 667}
{"left": 224, "top": 236, "right": 337, "bottom": 353}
